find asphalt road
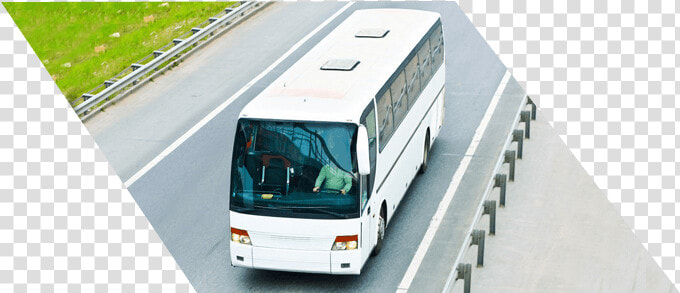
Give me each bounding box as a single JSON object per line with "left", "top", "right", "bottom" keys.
{"left": 86, "top": 2, "right": 350, "bottom": 181}
{"left": 88, "top": 2, "right": 522, "bottom": 292}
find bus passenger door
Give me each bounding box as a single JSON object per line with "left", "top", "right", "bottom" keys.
{"left": 360, "top": 175, "right": 373, "bottom": 262}
{"left": 368, "top": 189, "right": 380, "bottom": 254}
{"left": 360, "top": 100, "right": 378, "bottom": 259}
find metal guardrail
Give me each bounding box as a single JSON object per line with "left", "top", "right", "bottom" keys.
{"left": 71, "top": 1, "right": 267, "bottom": 121}
{"left": 442, "top": 96, "right": 537, "bottom": 293}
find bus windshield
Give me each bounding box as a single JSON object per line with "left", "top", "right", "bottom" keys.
{"left": 230, "top": 119, "right": 359, "bottom": 219}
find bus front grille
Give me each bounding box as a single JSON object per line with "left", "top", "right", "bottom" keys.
{"left": 248, "top": 232, "right": 334, "bottom": 250}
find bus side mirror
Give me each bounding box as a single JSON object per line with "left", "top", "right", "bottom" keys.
{"left": 357, "top": 125, "right": 371, "bottom": 176}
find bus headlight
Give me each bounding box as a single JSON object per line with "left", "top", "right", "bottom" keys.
{"left": 332, "top": 235, "right": 358, "bottom": 250}
{"left": 332, "top": 242, "right": 347, "bottom": 250}
{"left": 231, "top": 227, "right": 251, "bottom": 245}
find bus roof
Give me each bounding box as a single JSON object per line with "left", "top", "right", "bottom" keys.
{"left": 240, "top": 9, "right": 441, "bottom": 123}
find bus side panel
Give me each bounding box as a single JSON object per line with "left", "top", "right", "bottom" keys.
{"left": 430, "top": 81, "right": 445, "bottom": 146}
{"left": 432, "top": 66, "right": 445, "bottom": 145}
{"left": 375, "top": 65, "right": 446, "bottom": 224}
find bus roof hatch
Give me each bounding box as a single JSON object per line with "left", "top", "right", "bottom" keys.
{"left": 355, "top": 28, "right": 390, "bottom": 38}
{"left": 320, "top": 59, "right": 360, "bottom": 71}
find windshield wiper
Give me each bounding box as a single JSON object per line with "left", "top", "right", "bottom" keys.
{"left": 253, "top": 205, "right": 348, "bottom": 219}
{"left": 235, "top": 205, "right": 284, "bottom": 214}
{"left": 285, "top": 206, "right": 349, "bottom": 219}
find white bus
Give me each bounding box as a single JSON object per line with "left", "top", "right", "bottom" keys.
{"left": 229, "top": 8, "right": 445, "bottom": 274}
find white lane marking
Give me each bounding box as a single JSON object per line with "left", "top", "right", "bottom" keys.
{"left": 441, "top": 93, "right": 527, "bottom": 293}
{"left": 396, "top": 70, "right": 511, "bottom": 292}
{"left": 124, "top": 2, "right": 355, "bottom": 188}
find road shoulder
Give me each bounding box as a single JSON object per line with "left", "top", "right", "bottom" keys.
{"left": 406, "top": 77, "right": 527, "bottom": 292}
{"left": 452, "top": 111, "right": 677, "bottom": 292}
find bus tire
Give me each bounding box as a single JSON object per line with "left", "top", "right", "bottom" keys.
{"left": 419, "top": 133, "right": 430, "bottom": 174}
{"left": 372, "top": 207, "right": 386, "bottom": 256}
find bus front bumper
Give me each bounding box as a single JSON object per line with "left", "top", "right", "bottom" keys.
{"left": 230, "top": 242, "right": 362, "bottom": 275}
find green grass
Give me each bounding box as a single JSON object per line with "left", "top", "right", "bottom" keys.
{"left": 4, "top": 2, "right": 234, "bottom": 102}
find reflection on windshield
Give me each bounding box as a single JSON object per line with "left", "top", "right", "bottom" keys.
{"left": 230, "top": 119, "right": 359, "bottom": 219}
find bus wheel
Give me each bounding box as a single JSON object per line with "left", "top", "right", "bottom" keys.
{"left": 419, "top": 134, "right": 430, "bottom": 174}
{"left": 372, "top": 208, "right": 386, "bottom": 256}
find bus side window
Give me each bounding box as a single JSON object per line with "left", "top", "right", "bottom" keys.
{"left": 376, "top": 89, "right": 394, "bottom": 151}
{"left": 405, "top": 53, "right": 421, "bottom": 108}
{"left": 234, "top": 123, "right": 247, "bottom": 167}
{"left": 361, "top": 104, "right": 377, "bottom": 196}
{"left": 391, "top": 71, "right": 408, "bottom": 127}
{"left": 418, "top": 39, "right": 432, "bottom": 87}
{"left": 431, "top": 24, "right": 444, "bottom": 72}
{"left": 364, "top": 108, "right": 377, "bottom": 160}
{"left": 361, "top": 176, "right": 369, "bottom": 211}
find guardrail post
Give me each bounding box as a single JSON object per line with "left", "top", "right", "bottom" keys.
{"left": 470, "top": 230, "right": 485, "bottom": 268}
{"left": 130, "top": 64, "right": 143, "bottom": 85}
{"left": 456, "top": 263, "right": 472, "bottom": 293}
{"left": 81, "top": 94, "right": 93, "bottom": 115}
{"left": 494, "top": 174, "right": 507, "bottom": 207}
{"left": 512, "top": 129, "right": 524, "bottom": 159}
{"left": 520, "top": 111, "right": 531, "bottom": 139}
{"left": 527, "top": 96, "right": 537, "bottom": 120}
{"left": 191, "top": 27, "right": 202, "bottom": 34}
{"left": 104, "top": 80, "right": 115, "bottom": 88}
{"left": 504, "top": 151, "right": 516, "bottom": 182}
{"left": 71, "top": 2, "right": 264, "bottom": 119}
{"left": 483, "top": 200, "right": 496, "bottom": 235}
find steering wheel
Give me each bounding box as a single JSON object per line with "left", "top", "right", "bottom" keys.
{"left": 320, "top": 188, "right": 344, "bottom": 194}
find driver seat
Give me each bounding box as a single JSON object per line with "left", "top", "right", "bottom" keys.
{"left": 260, "top": 155, "right": 291, "bottom": 194}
